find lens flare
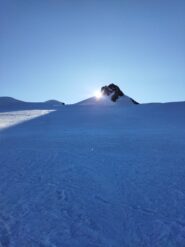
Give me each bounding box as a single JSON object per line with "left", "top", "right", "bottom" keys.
{"left": 94, "top": 90, "right": 102, "bottom": 99}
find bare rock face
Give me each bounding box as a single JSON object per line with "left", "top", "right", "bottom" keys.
{"left": 101, "top": 84, "right": 124, "bottom": 102}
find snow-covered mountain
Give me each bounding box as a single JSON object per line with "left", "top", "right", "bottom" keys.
{"left": 0, "top": 97, "right": 185, "bottom": 246}
{"left": 77, "top": 84, "right": 139, "bottom": 106}
{"left": 0, "top": 97, "right": 65, "bottom": 111}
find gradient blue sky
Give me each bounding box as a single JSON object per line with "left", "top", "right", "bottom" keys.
{"left": 1, "top": 0, "right": 185, "bottom": 104}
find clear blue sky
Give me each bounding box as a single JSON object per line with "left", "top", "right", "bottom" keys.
{"left": 0, "top": 0, "right": 185, "bottom": 104}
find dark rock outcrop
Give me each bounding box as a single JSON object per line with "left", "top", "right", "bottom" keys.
{"left": 101, "top": 84, "right": 124, "bottom": 102}
{"left": 131, "top": 98, "right": 139, "bottom": 105}
{"left": 100, "top": 84, "right": 139, "bottom": 104}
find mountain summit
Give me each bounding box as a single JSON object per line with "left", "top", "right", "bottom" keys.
{"left": 77, "top": 84, "right": 139, "bottom": 106}
{"left": 101, "top": 83, "right": 139, "bottom": 104}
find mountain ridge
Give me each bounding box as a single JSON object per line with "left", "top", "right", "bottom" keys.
{"left": 0, "top": 96, "right": 65, "bottom": 111}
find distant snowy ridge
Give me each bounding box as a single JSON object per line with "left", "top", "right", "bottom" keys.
{"left": 44, "top": 99, "right": 65, "bottom": 105}
{"left": 0, "top": 97, "right": 65, "bottom": 111}
{"left": 0, "top": 97, "right": 23, "bottom": 105}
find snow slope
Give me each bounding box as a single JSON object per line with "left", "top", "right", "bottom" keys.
{"left": 0, "top": 100, "right": 185, "bottom": 246}
{"left": 77, "top": 94, "right": 137, "bottom": 106}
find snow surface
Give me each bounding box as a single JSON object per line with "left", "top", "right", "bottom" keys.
{"left": 0, "top": 100, "right": 185, "bottom": 246}
{"left": 77, "top": 94, "right": 135, "bottom": 106}
{"left": 0, "top": 110, "right": 54, "bottom": 130}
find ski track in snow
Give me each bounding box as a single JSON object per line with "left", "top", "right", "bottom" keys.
{"left": 0, "top": 103, "right": 185, "bottom": 246}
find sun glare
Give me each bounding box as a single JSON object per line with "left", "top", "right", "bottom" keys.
{"left": 94, "top": 90, "right": 102, "bottom": 99}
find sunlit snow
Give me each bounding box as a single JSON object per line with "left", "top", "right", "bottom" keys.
{"left": 0, "top": 110, "right": 54, "bottom": 130}
{"left": 94, "top": 90, "right": 102, "bottom": 100}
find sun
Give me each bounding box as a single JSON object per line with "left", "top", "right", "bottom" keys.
{"left": 94, "top": 90, "right": 102, "bottom": 99}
